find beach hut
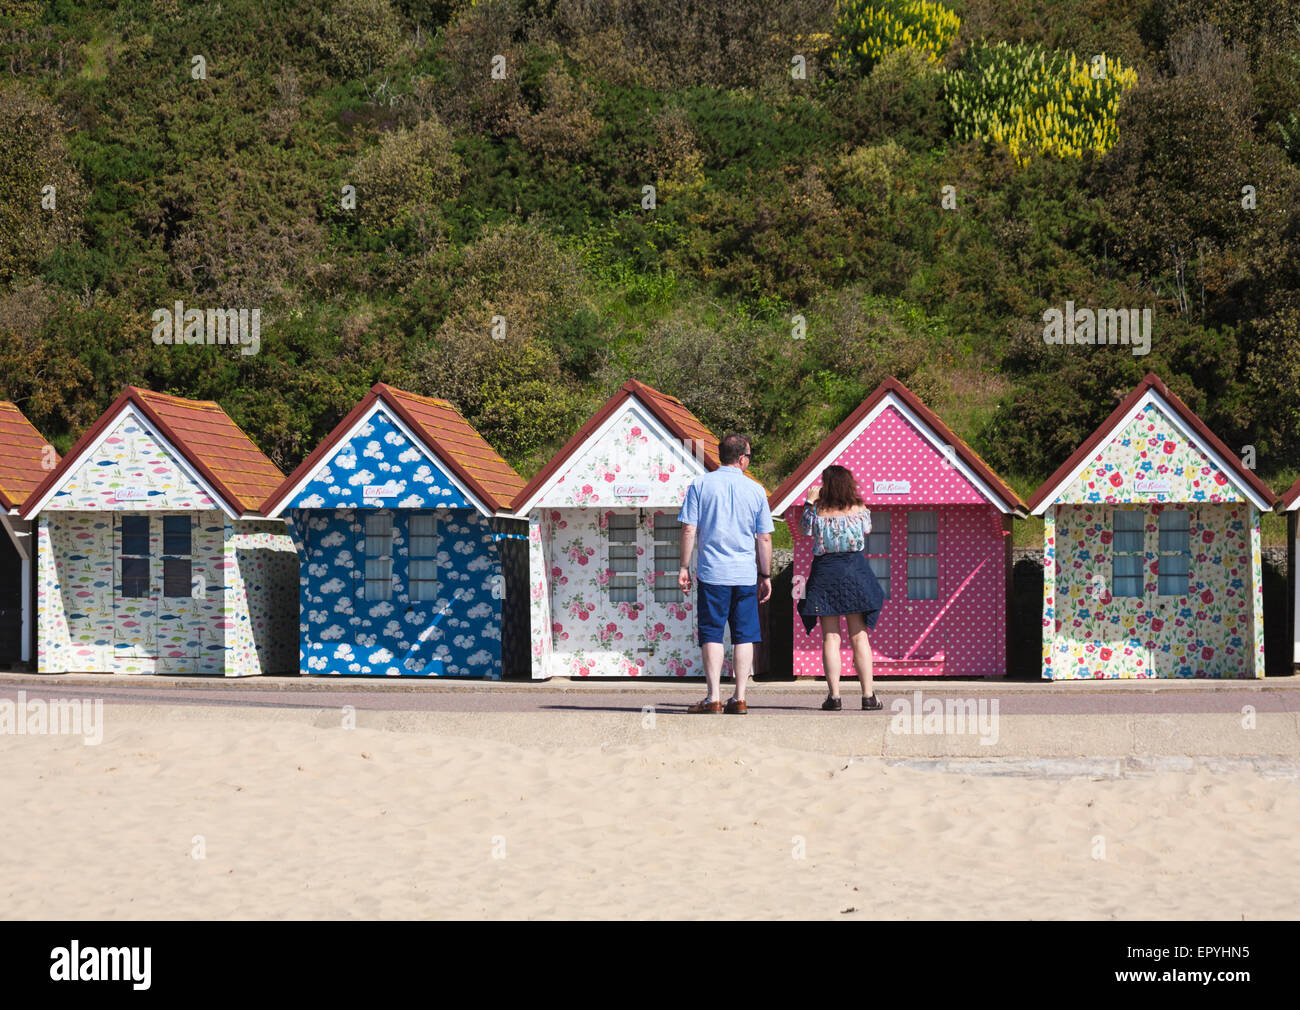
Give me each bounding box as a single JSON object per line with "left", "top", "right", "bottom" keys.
{"left": 0, "top": 402, "right": 54, "bottom": 667}
{"left": 515, "top": 379, "right": 757, "bottom": 679}
{"left": 1028, "top": 372, "right": 1274, "bottom": 679}
{"left": 768, "top": 377, "right": 1027, "bottom": 678}
{"left": 1274, "top": 476, "right": 1300, "bottom": 673}
{"left": 261, "top": 383, "right": 525, "bottom": 678}
{"left": 21, "top": 387, "right": 298, "bottom": 675}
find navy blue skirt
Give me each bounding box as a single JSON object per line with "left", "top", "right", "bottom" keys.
{"left": 798, "top": 551, "right": 885, "bottom": 634}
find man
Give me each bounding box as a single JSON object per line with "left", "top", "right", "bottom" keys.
{"left": 677, "top": 433, "right": 774, "bottom": 714}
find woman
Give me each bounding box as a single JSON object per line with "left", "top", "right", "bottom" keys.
{"left": 796, "top": 465, "right": 884, "bottom": 711}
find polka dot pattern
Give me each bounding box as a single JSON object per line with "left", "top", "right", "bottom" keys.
{"left": 788, "top": 405, "right": 1008, "bottom": 678}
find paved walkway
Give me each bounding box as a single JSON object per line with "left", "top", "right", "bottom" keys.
{"left": 2, "top": 670, "right": 1298, "bottom": 715}
{"left": 3, "top": 672, "right": 1299, "bottom": 763}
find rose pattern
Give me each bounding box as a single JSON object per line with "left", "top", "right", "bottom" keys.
{"left": 525, "top": 403, "right": 714, "bottom": 677}
{"left": 531, "top": 406, "right": 698, "bottom": 510}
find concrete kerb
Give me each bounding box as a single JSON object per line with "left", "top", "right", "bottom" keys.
{"left": 2, "top": 670, "right": 1298, "bottom": 694}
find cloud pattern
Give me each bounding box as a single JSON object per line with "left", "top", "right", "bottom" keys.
{"left": 283, "top": 408, "right": 502, "bottom": 677}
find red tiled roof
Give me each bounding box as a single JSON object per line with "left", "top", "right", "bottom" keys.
{"left": 767, "top": 377, "right": 1027, "bottom": 516}
{"left": 1281, "top": 475, "right": 1300, "bottom": 511}
{"left": 1027, "top": 372, "right": 1276, "bottom": 512}
{"left": 135, "top": 390, "right": 285, "bottom": 513}
{"left": 0, "top": 401, "right": 53, "bottom": 512}
{"left": 21, "top": 387, "right": 284, "bottom": 518}
{"left": 512, "top": 379, "right": 725, "bottom": 512}
{"left": 262, "top": 383, "right": 524, "bottom": 515}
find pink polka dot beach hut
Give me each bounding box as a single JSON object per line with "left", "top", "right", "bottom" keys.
{"left": 768, "top": 377, "right": 1028, "bottom": 678}
{"left": 1028, "top": 372, "right": 1275, "bottom": 679}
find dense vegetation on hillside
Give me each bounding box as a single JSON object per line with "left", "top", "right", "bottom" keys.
{"left": 2, "top": 0, "right": 1299, "bottom": 523}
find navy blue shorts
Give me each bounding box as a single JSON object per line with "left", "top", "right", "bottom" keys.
{"left": 696, "top": 580, "right": 762, "bottom": 645}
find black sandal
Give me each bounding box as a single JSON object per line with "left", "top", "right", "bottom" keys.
{"left": 821, "top": 695, "right": 842, "bottom": 711}
{"left": 862, "top": 693, "right": 883, "bottom": 711}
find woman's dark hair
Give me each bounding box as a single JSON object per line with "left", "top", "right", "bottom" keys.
{"left": 818, "top": 464, "right": 864, "bottom": 511}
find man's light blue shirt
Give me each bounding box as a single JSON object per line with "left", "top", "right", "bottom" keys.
{"left": 677, "top": 465, "right": 774, "bottom": 586}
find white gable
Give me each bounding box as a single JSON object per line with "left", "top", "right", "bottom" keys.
{"left": 529, "top": 401, "right": 708, "bottom": 510}
{"left": 32, "top": 407, "right": 225, "bottom": 514}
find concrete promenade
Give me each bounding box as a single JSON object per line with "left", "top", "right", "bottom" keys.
{"left": 3, "top": 671, "right": 1299, "bottom": 770}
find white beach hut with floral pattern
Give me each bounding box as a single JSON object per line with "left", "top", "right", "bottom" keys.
{"left": 514, "top": 380, "right": 742, "bottom": 679}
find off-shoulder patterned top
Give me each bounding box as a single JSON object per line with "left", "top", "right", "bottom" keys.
{"left": 800, "top": 502, "right": 871, "bottom": 556}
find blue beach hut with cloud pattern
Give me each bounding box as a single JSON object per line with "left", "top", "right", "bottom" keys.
{"left": 262, "top": 383, "right": 525, "bottom": 678}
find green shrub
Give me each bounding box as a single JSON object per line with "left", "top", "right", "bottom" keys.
{"left": 354, "top": 115, "right": 464, "bottom": 232}
{"left": 318, "top": 0, "right": 404, "bottom": 78}
{"left": 835, "top": 138, "right": 910, "bottom": 202}
{"left": 0, "top": 84, "right": 84, "bottom": 284}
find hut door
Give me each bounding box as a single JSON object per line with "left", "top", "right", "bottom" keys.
{"left": 113, "top": 514, "right": 159, "bottom": 658}
{"left": 603, "top": 511, "right": 645, "bottom": 672}
{"left": 156, "top": 514, "right": 203, "bottom": 663}
{"left": 865, "top": 509, "right": 945, "bottom": 671}
{"left": 399, "top": 513, "right": 441, "bottom": 674}
{"left": 639, "top": 509, "right": 696, "bottom": 674}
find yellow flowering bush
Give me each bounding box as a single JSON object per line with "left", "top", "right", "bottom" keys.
{"left": 831, "top": 0, "right": 962, "bottom": 75}
{"left": 945, "top": 41, "right": 1138, "bottom": 166}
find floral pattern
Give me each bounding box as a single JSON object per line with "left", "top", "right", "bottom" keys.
{"left": 526, "top": 402, "right": 716, "bottom": 677}
{"left": 1042, "top": 401, "right": 1264, "bottom": 679}
{"left": 532, "top": 406, "right": 699, "bottom": 508}
{"left": 527, "top": 508, "right": 710, "bottom": 677}
{"left": 1057, "top": 402, "right": 1243, "bottom": 503}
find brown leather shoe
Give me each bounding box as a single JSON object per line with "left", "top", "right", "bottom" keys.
{"left": 724, "top": 697, "right": 747, "bottom": 715}
{"left": 687, "top": 698, "right": 723, "bottom": 714}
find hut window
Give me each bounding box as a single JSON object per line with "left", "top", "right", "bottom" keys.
{"left": 120, "top": 516, "right": 150, "bottom": 598}
{"left": 1157, "top": 509, "right": 1190, "bottom": 596}
{"left": 906, "top": 511, "right": 938, "bottom": 600}
{"left": 653, "top": 513, "right": 681, "bottom": 603}
{"left": 1112, "top": 510, "right": 1144, "bottom": 597}
{"left": 364, "top": 513, "right": 394, "bottom": 601}
{"left": 409, "top": 514, "right": 439, "bottom": 602}
{"left": 607, "top": 513, "right": 638, "bottom": 603}
{"left": 162, "top": 516, "right": 192, "bottom": 598}
{"left": 865, "top": 511, "right": 891, "bottom": 599}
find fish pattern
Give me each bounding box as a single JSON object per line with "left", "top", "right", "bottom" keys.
{"left": 36, "top": 414, "right": 297, "bottom": 675}
{"left": 37, "top": 512, "right": 297, "bottom": 675}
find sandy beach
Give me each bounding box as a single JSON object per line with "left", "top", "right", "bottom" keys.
{"left": 2, "top": 698, "right": 1299, "bottom": 920}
